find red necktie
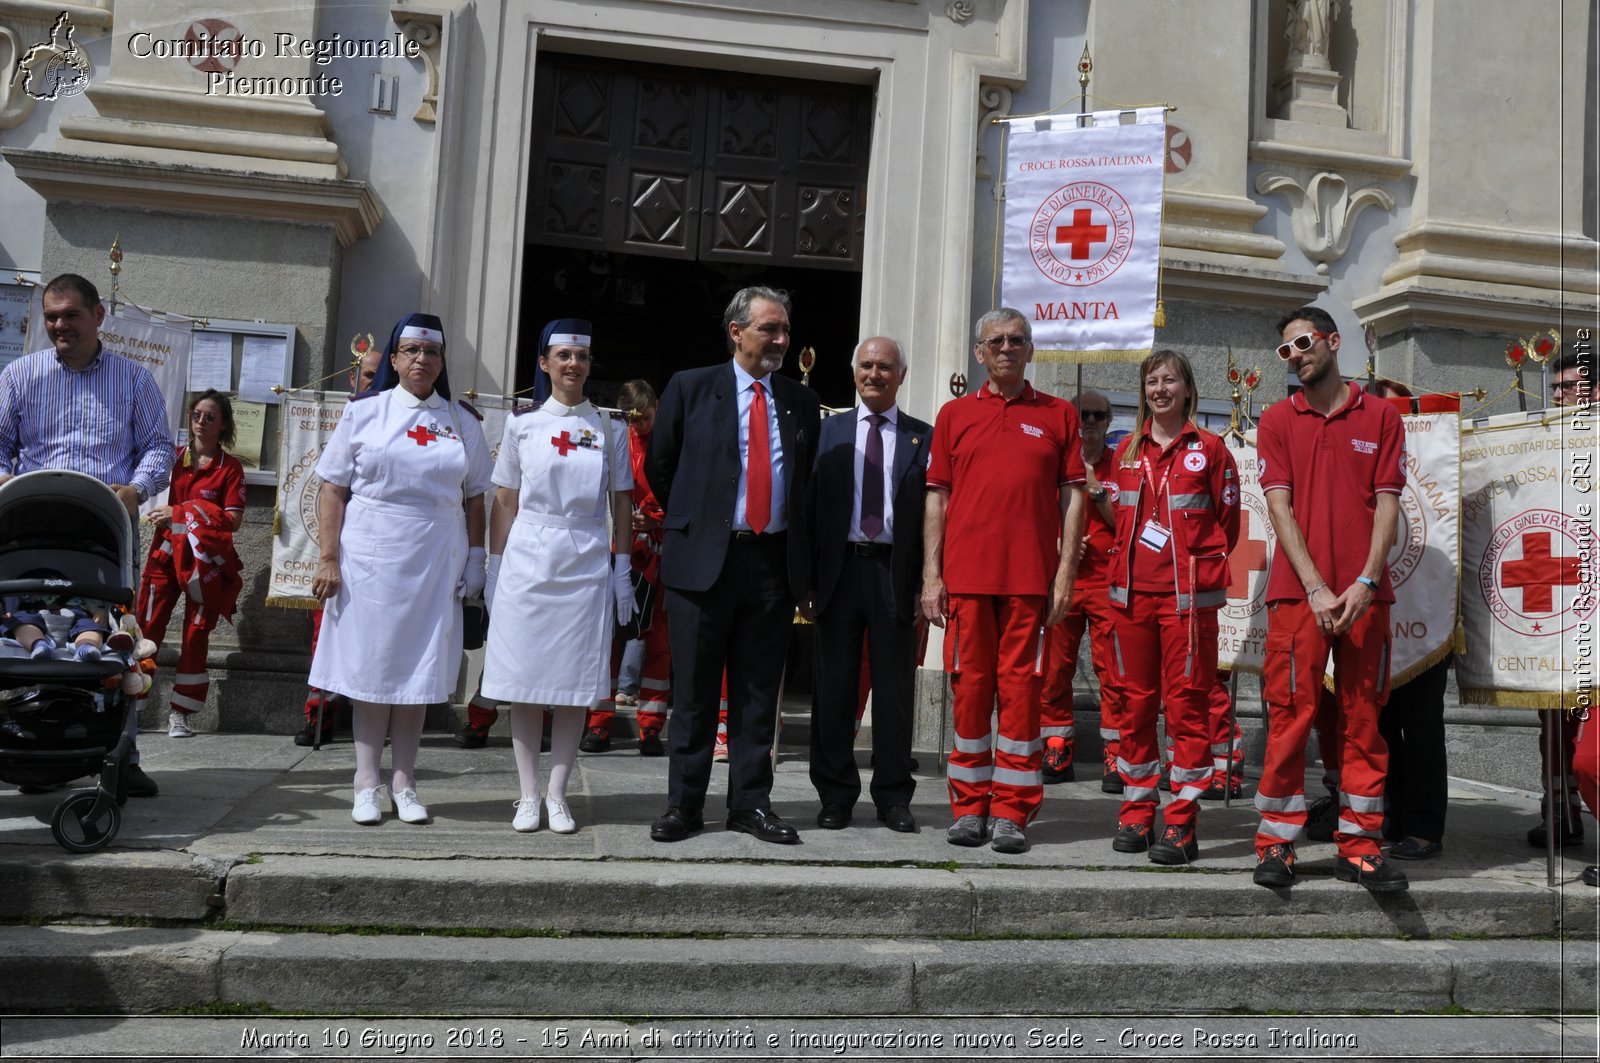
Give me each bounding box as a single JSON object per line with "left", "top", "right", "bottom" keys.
{"left": 746, "top": 381, "right": 771, "bottom": 534}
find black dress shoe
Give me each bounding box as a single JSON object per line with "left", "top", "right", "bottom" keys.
{"left": 877, "top": 804, "right": 917, "bottom": 833}
{"left": 727, "top": 808, "right": 799, "bottom": 844}
{"left": 1583, "top": 865, "right": 1599, "bottom": 887}
{"left": 124, "top": 764, "right": 159, "bottom": 798}
{"left": 650, "top": 806, "right": 703, "bottom": 842}
{"left": 816, "top": 802, "right": 852, "bottom": 830}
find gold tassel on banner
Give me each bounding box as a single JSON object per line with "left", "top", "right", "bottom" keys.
{"left": 272, "top": 507, "right": 281, "bottom": 536}
{"left": 1036, "top": 348, "right": 1151, "bottom": 364}
{"left": 1153, "top": 300, "right": 1167, "bottom": 329}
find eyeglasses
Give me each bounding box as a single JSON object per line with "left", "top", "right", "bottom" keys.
{"left": 981, "top": 335, "right": 1029, "bottom": 351}
{"left": 396, "top": 344, "right": 444, "bottom": 361}
{"left": 1079, "top": 410, "right": 1109, "bottom": 423}
{"left": 190, "top": 411, "right": 217, "bottom": 424}
{"left": 1552, "top": 378, "right": 1587, "bottom": 393}
{"left": 1275, "top": 331, "right": 1328, "bottom": 360}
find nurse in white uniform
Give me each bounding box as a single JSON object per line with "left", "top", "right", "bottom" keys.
{"left": 309, "top": 312, "right": 493, "bottom": 825}
{"left": 482, "top": 318, "right": 634, "bottom": 833}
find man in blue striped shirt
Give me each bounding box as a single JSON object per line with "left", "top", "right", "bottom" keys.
{"left": 0, "top": 273, "right": 173, "bottom": 797}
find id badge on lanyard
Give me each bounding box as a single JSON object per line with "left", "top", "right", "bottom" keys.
{"left": 1138, "top": 455, "right": 1172, "bottom": 553}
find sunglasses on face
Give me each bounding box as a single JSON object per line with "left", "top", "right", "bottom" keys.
{"left": 191, "top": 411, "right": 217, "bottom": 424}
{"left": 981, "top": 335, "right": 1029, "bottom": 351}
{"left": 1275, "top": 331, "right": 1328, "bottom": 360}
{"left": 1079, "top": 410, "right": 1110, "bottom": 423}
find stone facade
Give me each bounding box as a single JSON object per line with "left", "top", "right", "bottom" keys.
{"left": 0, "top": 1, "right": 1593, "bottom": 789}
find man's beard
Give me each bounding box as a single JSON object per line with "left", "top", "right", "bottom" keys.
{"left": 759, "top": 353, "right": 785, "bottom": 374}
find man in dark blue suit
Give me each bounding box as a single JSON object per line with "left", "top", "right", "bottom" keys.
{"left": 645, "top": 287, "right": 820, "bottom": 844}
{"left": 808, "top": 337, "right": 931, "bottom": 834}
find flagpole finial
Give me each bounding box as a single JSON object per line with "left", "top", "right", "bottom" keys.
{"left": 1077, "top": 42, "right": 1092, "bottom": 93}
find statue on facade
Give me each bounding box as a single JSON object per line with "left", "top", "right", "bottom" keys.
{"left": 1285, "top": 0, "right": 1339, "bottom": 64}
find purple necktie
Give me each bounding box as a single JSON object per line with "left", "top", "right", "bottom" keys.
{"left": 860, "top": 413, "right": 886, "bottom": 540}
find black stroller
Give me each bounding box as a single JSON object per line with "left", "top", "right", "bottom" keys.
{"left": 0, "top": 470, "right": 139, "bottom": 852}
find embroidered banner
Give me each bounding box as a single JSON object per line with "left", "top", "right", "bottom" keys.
{"left": 266, "top": 393, "right": 346, "bottom": 609}
{"left": 1379, "top": 411, "right": 1460, "bottom": 685}
{"left": 1001, "top": 107, "right": 1165, "bottom": 361}
{"left": 100, "top": 310, "right": 192, "bottom": 438}
{"left": 1459, "top": 408, "right": 1597, "bottom": 709}
{"left": 1218, "top": 437, "right": 1271, "bottom": 672}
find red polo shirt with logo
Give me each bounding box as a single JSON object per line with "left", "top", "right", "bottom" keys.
{"left": 1257, "top": 381, "right": 1405, "bottom": 605}
{"left": 927, "top": 381, "right": 1086, "bottom": 596}
{"left": 1078, "top": 447, "right": 1118, "bottom": 588}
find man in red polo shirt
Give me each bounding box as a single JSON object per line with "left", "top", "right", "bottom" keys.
{"left": 1038, "top": 389, "right": 1122, "bottom": 789}
{"left": 922, "top": 308, "right": 1086, "bottom": 854}
{"left": 1253, "top": 305, "right": 1407, "bottom": 893}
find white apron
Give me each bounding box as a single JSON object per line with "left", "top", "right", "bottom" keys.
{"left": 308, "top": 388, "right": 491, "bottom": 704}
{"left": 481, "top": 399, "right": 630, "bottom": 705}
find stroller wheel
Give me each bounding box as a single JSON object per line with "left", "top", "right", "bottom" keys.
{"left": 50, "top": 792, "right": 121, "bottom": 853}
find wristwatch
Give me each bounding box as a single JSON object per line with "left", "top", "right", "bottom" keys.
{"left": 133, "top": 484, "right": 149, "bottom": 504}
{"left": 1089, "top": 485, "right": 1109, "bottom": 503}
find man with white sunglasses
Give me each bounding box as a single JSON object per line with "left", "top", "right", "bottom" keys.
{"left": 1250, "top": 305, "right": 1408, "bottom": 893}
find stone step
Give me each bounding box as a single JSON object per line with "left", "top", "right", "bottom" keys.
{"left": 1, "top": 924, "right": 1593, "bottom": 1017}
{"left": 4, "top": 844, "right": 1593, "bottom": 942}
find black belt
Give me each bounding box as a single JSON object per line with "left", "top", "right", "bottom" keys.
{"left": 847, "top": 541, "right": 891, "bottom": 557}
{"left": 732, "top": 529, "right": 786, "bottom": 542}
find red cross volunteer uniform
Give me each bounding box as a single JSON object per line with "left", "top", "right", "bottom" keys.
{"left": 928, "top": 380, "right": 1085, "bottom": 827}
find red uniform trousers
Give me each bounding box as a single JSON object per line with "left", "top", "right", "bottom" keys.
{"left": 1207, "top": 671, "right": 1245, "bottom": 786}
{"left": 1040, "top": 584, "right": 1121, "bottom": 768}
{"left": 466, "top": 686, "right": 501, "bottom": 731}
{"left": 1255, "top": 599, "right": 1391, "bottom": 859}
{"left": 588, "top": 590, "right": 672, "bottom": 733}
{"left": 1538, "top": 711, "right": 1585, "bottom": 833}
{"left": 944, "top": 594, "right": 1046, "bottom": 825}
{"left": 1110, "top": 591, "right": 1216, "bottom": 830}
{"left": 302, "top": 608, "right": 353, "bottom": 726}
{"left": 1573, "top": 714, "right": 1600, "bottom": 823}
{"left": 137, "top": 551, "right": 212, "bottom": 717}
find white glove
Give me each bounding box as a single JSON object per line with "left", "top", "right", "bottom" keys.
{"left": 485, "top": 554, "right": 502, "bottom": 613}
{"left": 459, "top": 546, "right": 487, "bottom": 599}
{"left": 611, "top": 553, "right": 635, "bottom": 626}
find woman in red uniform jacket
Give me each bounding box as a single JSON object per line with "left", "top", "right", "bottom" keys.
{"left": 136, "top": 389, "right": 247, "bottom": 738}
{"left": 1106, "top": 350, "right": 1239, "bottom": 865}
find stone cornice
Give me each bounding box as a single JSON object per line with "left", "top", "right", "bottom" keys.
{"left": 0, "top": 0, "right": 110, "bottom": 30}
{"left": 1353, "top": 279, "right": 1600, "bottom": 336}
{"left": 3, "top": 148, "right": 382, "bottom": 248}
{"left": 1161, "top": 254, "right": 1329, "bottom": 309}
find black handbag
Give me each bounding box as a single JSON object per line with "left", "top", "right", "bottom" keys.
{"left": 616, "top": 570, "right": 655, "bottom": 641}
{"left": 461, "top": 598, "right": 489, "bottom": 650}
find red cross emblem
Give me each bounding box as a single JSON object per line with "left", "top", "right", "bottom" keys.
{"left": 551, "top": 431, "right": 578, "bottom": 456}
{"left": 1055, "top": 208, "right": 1108, "bottom": 261}
{"left": 406, "top": 425, "right": 437, "bottom": 446}
{"left": 1501, "top": 531, "right": 1581, "bottom": 614}
{"left": 1227, "top": 510, "right": 1269, "bottom": 599}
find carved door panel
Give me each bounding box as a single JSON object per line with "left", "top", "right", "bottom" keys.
{"left": 531, "top": 58, "right": 708, "bottom": 260}
{"left": 530, "top": 55, "right": 868, "bottom": 271}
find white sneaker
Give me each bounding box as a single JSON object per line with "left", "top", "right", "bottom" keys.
{"left": 167, "top": 711, "right": 195, "bottom": 738}
{"left": 545, "top": 794, "right": 576, "bottom": 834}
{"left": 512, "top": 797, "right": 541, "bottom": 832}
{"left": 352, "top": 787, "right": 383, "bottom": 825}
{"left": 391, "top": 787, "right": 431, "bottom": 824}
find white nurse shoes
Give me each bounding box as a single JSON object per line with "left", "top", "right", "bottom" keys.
{"left": 391, "top": 787, "right": 431, "bottom": 824}
{"left": 512, "top": 797, "right": 541, "bottom": 832}
{"left": 545, "top": 795, "right": 577, "bottom": 834}
{"left": 352, "top": 787, "right": 383, "bottom": 825}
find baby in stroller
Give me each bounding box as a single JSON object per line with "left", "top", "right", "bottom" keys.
{"left": 2, "top": 569, "right": 132, "bottom": 662}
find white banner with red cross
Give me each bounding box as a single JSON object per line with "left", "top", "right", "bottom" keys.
{"left": 1218, "top": 438, "right": 1272, "bottom": 672}
{"left": 1001, "top": 107, "right": 1166, "bottom": 361}
{"left": 267, "top": 393, "right": 346, "bottom": 609}
{"left": 1459, "top": 408, "right": 1597, "bottom": 709}
{"left": 1217, "top": 412, "right": 1460, "bottom": 686}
